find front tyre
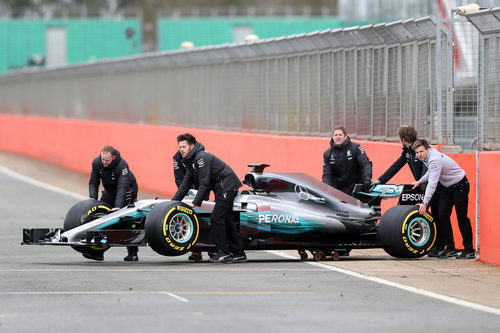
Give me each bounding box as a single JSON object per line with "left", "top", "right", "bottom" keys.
{"left": 378, "top": 205, "right": 436, "bottom": 258}
{"left": 145, "top": 201, "right": 200, "bottom": 256}
{"left": 63, "top": 199, "right": 112, "bottom": 256}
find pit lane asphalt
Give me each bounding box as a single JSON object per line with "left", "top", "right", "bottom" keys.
{"left": 1, "top": 153, "right": 500, "bottom": 332}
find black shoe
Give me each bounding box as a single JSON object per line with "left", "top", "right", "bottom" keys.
{"left": 427, "top": 247, "right": 444, "bottom": 258}
{"left": 438, "top": 248, "right": 458, "bottom": 259}
{"left": 208, "top": 252, "right": 231, "bottom": 263}
{"left": 124, "top": 254, "right": 139, "bottom": 261}
{"left": 83, "top": 252, "right": 104, "bottom": 261}
{"left": 456, "top": 250, "right": 476, "bottom": 259}
{"left": 188, "top": 252, "right": 202, "bottom": 262}
{"left": 225, "top": 253, "right": 248, "bottom": 264}
{"left": 124, "top": 247, "right": 139, "bottom": 261}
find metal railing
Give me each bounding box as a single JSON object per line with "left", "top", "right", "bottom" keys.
{"left": 0, "top": 9, "right": 499, "bottom": 150}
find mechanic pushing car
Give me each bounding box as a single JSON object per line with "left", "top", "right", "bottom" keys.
{"left": 322, "top": 126, "right": 372, "bottom": 195}
{"left": 89, "top": 145, "right": 139, "bottom": 261}
{"left": 173, "top": 143, "right": 210, "bottom": 262}
{"left": 411, "top": 139, "right": 475, "bottom": 259}
{"left": 373, "top": 126, "right": 442, "bottom": 258}
{"left": 172, "top": 133, "right": 247, "bottom": 263}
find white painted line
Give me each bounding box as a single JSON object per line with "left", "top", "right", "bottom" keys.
{"left": 0, "top": 290, "right": 189, "bottom": 302}
{"left": 267, "top": 250, "right": 500, "bottom": 317}
{"left": 0, "top": 166, "right": 86, "bottom": 200}
{"left": 0, "top": 268, "right": 324, "bottom": 273}
{"left": 160, "top": 291, "right": 189, "bottom": 302}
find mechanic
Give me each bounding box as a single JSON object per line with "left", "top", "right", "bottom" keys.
{"left": 411, "top": 139, "right": 475, "bottom": 259}
{"left": 172, "top": 133, "right": 247, "bottom": 264}
{"left": 373, "top": 126, "right": 443, "bottom": 257}
{"left": 89, "top": 145, "right": 139, "bottom": 262}
{"left": 322, "top": 126, "right": 372, "bottom": 195}
{"left": 173, "top": 145, "right": 210, "bottom": 261}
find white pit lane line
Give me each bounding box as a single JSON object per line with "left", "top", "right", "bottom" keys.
{"left": 267, "top": 250, "right": 500, "bottom": 317}
{"left": 3, "top": 166, "right": 499, "bottom": 314}
{"left": 0, "top": 291, "right": 189, "bottom": 303}
{"left": 0, "top": 166, "right": 86, "bottom": 200}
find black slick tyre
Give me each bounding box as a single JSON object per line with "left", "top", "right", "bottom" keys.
{"left": 145, "top": 201, "right": 200, "bottom": 256}
{"left": 63, "top": 199, "right": 112, "bottom": 256}
{"left": 378, "top": 205, "right": 436, "bottom": 258}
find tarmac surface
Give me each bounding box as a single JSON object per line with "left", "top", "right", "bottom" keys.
{"left": 0, "top": 151, "right": 499, "bottom": 332}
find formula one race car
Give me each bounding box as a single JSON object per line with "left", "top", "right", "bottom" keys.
{"left": 22, "top": 164, "right": 436, "bottom": 262}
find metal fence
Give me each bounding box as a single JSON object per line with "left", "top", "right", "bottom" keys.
{"left": 0, "top": 9, "right": 499, "bottom": 150}
{"left": 466, "top": 9, "right": 500, "bottom": 150}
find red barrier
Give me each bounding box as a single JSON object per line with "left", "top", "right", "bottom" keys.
{"left": 0, "top": 114, "right": 497, "bottom": 264}
{"left": 478, "top": 152, "right": 500, "bottom": 265}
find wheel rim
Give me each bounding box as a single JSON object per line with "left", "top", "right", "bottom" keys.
{"left": 407, "top": 217, "right": 430, "bottom": 246}
{"left": 169, "top": 213, "right": 193, "bottom": 243}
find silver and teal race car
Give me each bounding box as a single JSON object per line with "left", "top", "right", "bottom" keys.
{"left": 23, "top": 164, "right": 436, "bottom": 261}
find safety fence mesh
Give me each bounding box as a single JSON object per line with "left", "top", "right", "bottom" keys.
{"left": 1, "top": 9, "right": 500, "bottom": 150}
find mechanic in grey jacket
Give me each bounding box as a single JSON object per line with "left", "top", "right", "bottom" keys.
{"left": 172, "top": 133, "right": 246, "bottom": 263}
{"left": 89, "top": 145, "right": 139, "bottom": 261}
{"left": 412, "top": 139, "right": 475, "bottom": 259}
{"left": 374, "top": 126, "right": 443, "bottom": 257}
{"left": 322, "top": 126, "right": 372, "bottom": 195}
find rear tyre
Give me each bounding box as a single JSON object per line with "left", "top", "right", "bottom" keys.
{"left": 63, "top": 199, "right": 112, "bottom": 256}
{"left": 379, "top": 205, "right": 436, "bottom": 258}
{"left": 145, "top": 201, "right": 200, "bottom": 256}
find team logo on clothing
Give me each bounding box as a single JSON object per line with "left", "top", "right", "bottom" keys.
{"left": 347, "top": 150, "right": 353, "bottom": 160}
{"left": 197, "top": 158, "right": 205, "bottom": 168}
{"left": 122, "top": 168, "right": 129, "bottom": 176}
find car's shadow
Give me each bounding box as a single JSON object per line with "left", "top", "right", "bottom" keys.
{"left": 32, "top": 255, "right": 434, "bottom": 267}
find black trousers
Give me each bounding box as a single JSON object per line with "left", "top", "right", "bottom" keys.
{"left": 438, "top": 177, "right": 473, "bottom": 251}
{"left": 210, "top": 190, "right": 244, "bottom": 254}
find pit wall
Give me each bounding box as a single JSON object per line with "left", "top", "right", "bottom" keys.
{"left": 0, "top": 114, "right": 497, "bottom": 265}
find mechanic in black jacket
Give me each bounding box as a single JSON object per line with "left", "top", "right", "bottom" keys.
{"left": 373, "top": 126, "right": 442, "bottom": 257}
{"left": 374, "top": 126, "right": 425, "bottom": 184}
{"left": 322, "top": 126, "right": 372, "bottom": 195}
{"left": 173, "top": 150, "right": 186, "bottom": 188}
{"left": 173, "top": 144, "right": 203, "bottom": 189}
{"left": 173, "top": 144, "right": 209, "bottom": 261}
{"left": 89, "top": 145, "right": 139, "bottom": 262}
{"left": 172, "top": 133, "right": 247, "bottom": 264}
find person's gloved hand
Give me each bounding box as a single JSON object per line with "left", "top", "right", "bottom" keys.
{"left": 363, "top": 181, "right": 372, "bottom": 192}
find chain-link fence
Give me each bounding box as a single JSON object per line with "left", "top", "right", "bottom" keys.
{"left": 466, "top": 8, "right": 500, "bottom": 150}
{"left": 0, "top": 9, "right": 499, "bottom": 150}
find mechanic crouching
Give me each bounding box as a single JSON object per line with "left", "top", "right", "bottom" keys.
{"left": 88, "top": 145, "right": 139, "bottom": 261}
{"left": 172, "top": 133, "right": 247, "bottom": 264}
